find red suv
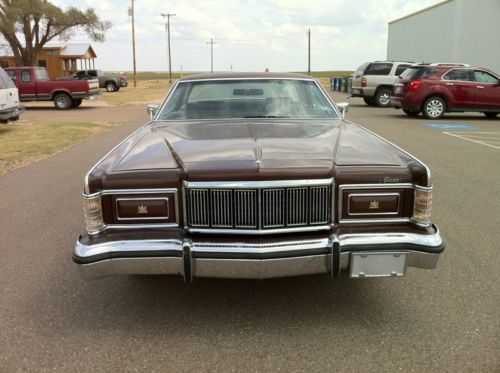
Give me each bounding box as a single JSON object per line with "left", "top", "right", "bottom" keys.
{"left": 392, "top": 65, "right": 500, "bottom": 119}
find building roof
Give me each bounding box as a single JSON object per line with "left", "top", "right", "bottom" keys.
{"left": 388, "top": 0, "right": 453, "bottom": 24}
{"left": 0, "top": 43, "right": 96, "bottom": 58}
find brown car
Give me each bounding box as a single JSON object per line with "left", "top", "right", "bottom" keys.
{"left": 74, "top": 72, "right": 444, "bottom": 281}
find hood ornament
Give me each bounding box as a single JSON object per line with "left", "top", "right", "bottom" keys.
{"left": 254, "top": 141, "right": 263, "bottom": 166}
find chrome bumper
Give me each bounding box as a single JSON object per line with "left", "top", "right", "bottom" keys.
{"left": 74, "top": 226, "right": 445, "bottom": 281}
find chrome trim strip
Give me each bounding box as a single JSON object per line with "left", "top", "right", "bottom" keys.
{"left": 191, "top": 238, "right": 332, "bottom": 254}
{"left": 347, "top": 193, "right": 400, "bottom": 216}
{"left": 115, "top": 197, "right": 169, "bottom": 221}
{"left": 338, "top": 183, "right": 413, "bottom": 223}
{"left": 344, "top": 119, "right": 432, "bottom": 185}
{"left": 339, "top": 226, "right": 443, "bottom": 248}
{"left": 184, "top": 178, "right": 334, "bottom": 189}
{"left": 187, "top": 225, "right": 333, "bottom": 235}
{"left": 74, "top": 239, "right": 183, "bottom": 258}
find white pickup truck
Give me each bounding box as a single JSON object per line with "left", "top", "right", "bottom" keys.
{"left": 0, "top": 67, "right": 22, "bottom": 123}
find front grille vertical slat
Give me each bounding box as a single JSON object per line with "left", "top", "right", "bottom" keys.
{"left": 187, "top": 183, "right": 331, "bottom": 231}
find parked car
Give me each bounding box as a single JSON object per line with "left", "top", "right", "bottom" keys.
{"left": 392, "top": 65, "right": 500, "bottom": 119}
{"left": 74, "top": 72, "right": 444, "bottom": 281}
{"left": 0, "top": 67, "right": 23, "bottom": 123}
{"left": 350, "top": 61, "right": 414, "bottom": 107}
{"left": 73, "top": 69, "right": 127, "bottom": 92}
{"left": 6, "top": 67, "right": 100, "bottom": 110}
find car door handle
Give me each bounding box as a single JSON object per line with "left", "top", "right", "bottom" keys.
{"left": 476, "top": 86, "right": 484, "bottom": 89}
{"left": 446, "top": 83, "right": 454, "bottom": 86}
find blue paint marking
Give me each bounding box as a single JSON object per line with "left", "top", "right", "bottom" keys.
{"left": 426, "top": 123, "right": 477, "bottom": 130}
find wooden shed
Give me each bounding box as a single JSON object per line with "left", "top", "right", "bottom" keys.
{"left": 0, "top": 43, "right": 97, "bottom": 79}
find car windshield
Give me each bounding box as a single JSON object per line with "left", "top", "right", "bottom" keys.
{"left": 157, "top": 79, "right": 339, "bottom": 120}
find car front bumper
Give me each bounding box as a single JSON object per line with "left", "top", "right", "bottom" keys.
{"left": 73, "top": 225, "right": 445, "bottom": 281}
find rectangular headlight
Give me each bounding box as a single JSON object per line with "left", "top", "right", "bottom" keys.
{"left": 83, "top": 194, "right": 105, "bottom": 234}
{"left": 412, "top": 186, "right": 432, "bottom": 227}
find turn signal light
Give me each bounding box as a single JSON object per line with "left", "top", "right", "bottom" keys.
{"left": 83, "top": 194, "right": 105, "bottom": 234}
{"left": 412, "top": 187, "right": 432, "bottom": 227}
{"left": 361, "top": 77, "right": 367, "bottom": 87}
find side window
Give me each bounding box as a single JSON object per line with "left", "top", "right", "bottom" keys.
{"left": 443, "top": 69, "right": 473, "bottom": 81}
{"left": 21, "top": 70, "right": 32, "bottom": 83}
{"left": 88, "top": 70, "right": 97, "bottom": 77}
{"left": 395, "top": 64, "right": 411, "bottom": 76}
{"left": 75, "top": 71, "right": 85, "bottom": 78}
{"left": 473, "top": 71, "right": 499, "bottom": 84}
{"left": 6, "top": 70, "right": 16, "bottom": 82}
{"left": 364, "top": 63, "right": 393, "bottom": 75}
{"left": 0, "top": 69, "right": 16, "bottom": 89}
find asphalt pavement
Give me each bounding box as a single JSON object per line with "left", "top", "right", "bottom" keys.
{"left": 0, "top": 96, "right": 498, "bottom": 372}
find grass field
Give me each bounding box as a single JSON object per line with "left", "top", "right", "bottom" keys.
{"left": 0, "top": 121, "right": 121, "bottom": 176}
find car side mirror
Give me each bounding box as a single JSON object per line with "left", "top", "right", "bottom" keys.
{"left": 336, "top": 102, "right": 349, "bottom": 118}
{"left": 147, "top": 104, "right": 160, "bottom": 120}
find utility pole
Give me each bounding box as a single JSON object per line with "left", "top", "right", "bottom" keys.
{"left": 129, "top": 0, "right": 137, "bottom": 87}
{"left": 307, "top": 28, "right": 311, "bottom": 75}
{"left": 161, "top": 13, "right": 176, "bottom": 82}
{"left": 206, "top": 38, "right": 216, "bottom": 73}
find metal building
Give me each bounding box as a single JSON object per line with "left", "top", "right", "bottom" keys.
{"left": 387, "top": 0, "right": 500, "bottom": 73}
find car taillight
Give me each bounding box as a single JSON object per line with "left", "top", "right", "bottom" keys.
{"left": 409, "top": 80, "right": 422, "bottom": 91}
{"left": 83, "top": 193, "right": 105, "bottom": 234}
{"left": 412, "top": 186, "right": 432, "bottom": 227}
{"left": 361, "top": 77, "right": 367, "bottom": 87}
{"left": 119, "top": 75, "right": 125, "bottom": 81}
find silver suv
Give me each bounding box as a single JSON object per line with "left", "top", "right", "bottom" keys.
{"left": 350, "top": 61, "right": 414, "bottom": 107}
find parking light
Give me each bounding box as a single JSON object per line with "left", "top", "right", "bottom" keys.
{"left": 83, "top": 193, "right": 105, "bottom": 234}
{"left": 412, "top": 186, "right": 432, "bottom": 227}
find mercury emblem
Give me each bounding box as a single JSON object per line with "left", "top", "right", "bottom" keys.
{"left": 369, "top": 201, "right": 380, "bottom": 210}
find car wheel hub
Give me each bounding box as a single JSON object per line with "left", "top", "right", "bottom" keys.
{"left": 426, "top": 100, "right": 443, "bottom": 117}
{"left": 379, "top": 93, "right": 390, "bottom": 105}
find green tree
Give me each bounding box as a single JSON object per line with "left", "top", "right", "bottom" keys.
{"left": 0, "top": 0, "right": 111, "bottom": 66}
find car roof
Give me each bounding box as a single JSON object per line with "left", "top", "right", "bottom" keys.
{"left": 179, "top": 72, "right": 313, "bottom": 81}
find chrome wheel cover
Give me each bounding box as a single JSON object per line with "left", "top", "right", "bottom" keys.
{"left": 426, "top": 99, "right": 444, "bottom": 118}
{"left": 378, "top": 92, "right": 391, "bottom": 106}
{"left": 55, "top": 96, "right": 68, "bottom": 108}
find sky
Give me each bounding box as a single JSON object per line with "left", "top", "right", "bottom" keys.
{"left": 48, "top": 0, "right": 444, "bottom": 72}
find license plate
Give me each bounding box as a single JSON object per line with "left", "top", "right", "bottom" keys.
{"left": 350, "top": 252, "right": 408, "bottom": 278}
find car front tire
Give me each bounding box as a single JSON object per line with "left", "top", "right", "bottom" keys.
{"left": 53, "top": 93, "right": 72, "bottom": 110}
{"left": 374, "top": 88, "right": 392, "bottom": 107}
{"left": 422, "top": 96, "right": 446, "bottom": 119}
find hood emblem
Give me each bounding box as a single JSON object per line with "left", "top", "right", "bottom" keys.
{"left": 369, "top": 201, "right": 380, "bottom": 210}
{"left": 137, "top": 205, "right": 148, "bottom": 214}
{"left": 254, "top": 141, "right": 263, "bottom": 165}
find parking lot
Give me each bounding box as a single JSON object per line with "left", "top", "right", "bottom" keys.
{"left": 0, "top": 94, "right": 499, "bottom": 372}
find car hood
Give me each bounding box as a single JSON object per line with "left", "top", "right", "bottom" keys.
{"left": 111, "top": 119, "right": 407, "bottom": 180}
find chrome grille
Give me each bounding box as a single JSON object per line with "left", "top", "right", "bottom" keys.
{"left": 185, "top": 180, "right": 333, "bottom": 232}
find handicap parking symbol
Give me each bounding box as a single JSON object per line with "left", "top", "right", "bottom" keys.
{"left": 426, "top": 123, "right": 477, "bottom": 130}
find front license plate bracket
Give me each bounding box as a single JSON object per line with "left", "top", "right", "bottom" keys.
{"left": 350, "top": 252, "right": 408, "bottom": 278}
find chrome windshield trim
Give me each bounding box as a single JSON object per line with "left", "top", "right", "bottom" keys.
{"left": 184, "top": 178, "right": 333, "bottom": 189}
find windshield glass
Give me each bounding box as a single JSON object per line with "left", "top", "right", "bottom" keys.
{"left": 400, "top": 66, "right": 437, "bottom": 81}
{"left": 157, "top": 79, "right": 339, "bottom": 120}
